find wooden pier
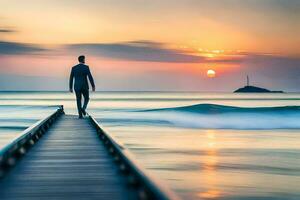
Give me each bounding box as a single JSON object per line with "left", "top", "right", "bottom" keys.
{"left": 0, "top": 107, "right": 180, "bottom": 200}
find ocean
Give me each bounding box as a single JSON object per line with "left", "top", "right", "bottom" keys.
{"left": 1, "top": 91, "right": 300, "bottom": 200}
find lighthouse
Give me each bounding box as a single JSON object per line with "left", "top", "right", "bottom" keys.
{"left": 247, "top": 75, "right": 249, "bottom": 86}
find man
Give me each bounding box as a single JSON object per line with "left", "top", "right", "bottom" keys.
{"left": 69, "top": 55, "right": 95, "bottom": 118}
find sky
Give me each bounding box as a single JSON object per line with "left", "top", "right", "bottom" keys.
{"left": 0, "top": 0, "right": 299, "bottom": 91}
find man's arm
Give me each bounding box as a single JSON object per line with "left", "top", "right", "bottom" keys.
{"left": 87, "top": 66, "right": 95, "bottom": 91}
{"left": 69, "top": 68, "right": 74, "bottom": 92}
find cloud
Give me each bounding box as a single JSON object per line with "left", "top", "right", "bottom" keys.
{"left": 0, "top": 40, "right": 219, "bottom": 63}
{"left": 127, "top": 40, "right": 165, "bottom": 47}
{"left": 0, "top": 28, "right": 16, "bottom": 33}
{"left": 0, "top": 41, "right": 45, "bottom": 55}
{"left": 3, "top": 39, "right": 295, "bottom": 65}
{"left": 66, "top": 40, "right": 209, "bottom": 63}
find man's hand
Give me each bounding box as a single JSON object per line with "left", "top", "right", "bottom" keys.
{"left": 69, "top": 88, "right": 73, "bottom": 93}
{"left": 92, "top": 87, "right": 96, "bottom": 92}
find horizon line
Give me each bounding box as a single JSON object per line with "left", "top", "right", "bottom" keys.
{"left": 0, "top": 90, "right": 299, "bottom": 93}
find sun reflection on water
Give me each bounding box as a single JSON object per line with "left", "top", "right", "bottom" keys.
{"left": 198, "top": 130, "right": 223, "bottom": 199}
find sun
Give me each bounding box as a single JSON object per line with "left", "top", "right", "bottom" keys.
{"left": 207, "top": 69, "right": 216, "bottom": 78}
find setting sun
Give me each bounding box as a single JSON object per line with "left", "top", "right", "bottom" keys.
{"left": 207, "top": 69, "right": 216, "bottom": 78}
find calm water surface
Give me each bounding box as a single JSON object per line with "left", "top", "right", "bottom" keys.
{"left": 0, "top": 91, "right": 300, "bottom": 200}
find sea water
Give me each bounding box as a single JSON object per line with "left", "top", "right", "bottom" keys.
{"left": 0, "top": 91, "right": 300, "bottom": 199}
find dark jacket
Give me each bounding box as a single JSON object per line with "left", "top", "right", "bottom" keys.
{"left": 69, "top": 64, "right": 95, "bottom": 90}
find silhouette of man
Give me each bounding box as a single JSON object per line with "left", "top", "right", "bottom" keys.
{"left": 69, "top": 55, "right": 95, "bottom": 118}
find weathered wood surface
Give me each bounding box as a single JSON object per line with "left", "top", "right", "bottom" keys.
{"left": 0, "top": 115, "right": 138, "bottom": 200}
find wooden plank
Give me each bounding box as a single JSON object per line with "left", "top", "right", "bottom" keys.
{"left": 0, "top": 115, "right": 138, "bottom": 200}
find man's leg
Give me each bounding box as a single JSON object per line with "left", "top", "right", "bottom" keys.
{"left": 82, "top": 89, "right": 90, "bottom": 115}
{"left": 75, "top": 90, "right": 83, "bottom": 117}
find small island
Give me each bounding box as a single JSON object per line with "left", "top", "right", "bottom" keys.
{"left": 234, "top": 76, "right": 284, "bottom": 93}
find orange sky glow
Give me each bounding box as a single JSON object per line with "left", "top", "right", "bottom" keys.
{"left": 0, "top": 0, "right": 299, "bottom": 91}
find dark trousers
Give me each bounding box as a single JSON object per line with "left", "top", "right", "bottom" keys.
{"left": 75, "top": 88, "right": 89, "bottom": 116}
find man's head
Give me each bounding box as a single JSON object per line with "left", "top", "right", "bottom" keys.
{"left": 78, "top": 55, "right": 85, "bottom": 63}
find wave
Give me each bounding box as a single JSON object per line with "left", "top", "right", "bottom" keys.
{"left": 145, "top": 103, "right": 300, "bottom": 114}
{"left": 0, "top": 126, "right": 28, "bottom": 130}
{"left": 0, "top": 106, "right": 59, "bottom": 135}
{"left": 131, "top": 104, "right": 300, "bottom": 129}
{"left": 0, "top": 105, "right": 60, "bottom": 108}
